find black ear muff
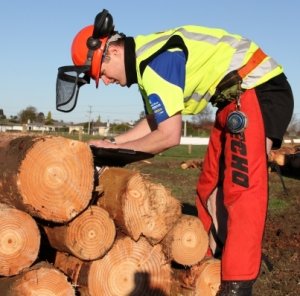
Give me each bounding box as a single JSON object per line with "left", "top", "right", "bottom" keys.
{"left": 86, "top": 9, "right": 114, "bottom": 51}
{"left": 93, "top": 9, "right": 114, "bottom": 38}
{"left": 86, "top": 36, "right": 101, "bottom": 50}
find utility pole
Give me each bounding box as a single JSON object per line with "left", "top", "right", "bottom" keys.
{"left": 87, "top": 105, "right": 92, "bottom": 135}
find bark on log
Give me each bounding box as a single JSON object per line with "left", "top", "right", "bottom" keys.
{"left": 44, "top": 205, "right": 116, "bottom": 260}
{"left": 97, "top": 167, "right": 181, "bottom": 244}
{"left": 55, "top": 235, "right": 172, "bottom": 296}
{"left": 142, "top": 182, "right": 182, "bottom": 245}
{"left": 176, "top": 258, "right": 221, "bottom": 295}
{"left": 0, "top": 203, "right": 40, "bottom": 276}
{"left": 195, "top": 258, "right": 221, "bottom": 296}
{"left": 0, "top": 134, "right": 94, "bottom": 222}
{"left": 0, "top": 262, "right": 75, "bottom": 296}
{"left": 161, "top": 214, "right": 209, "bottom": 266}
{"left": 54, "top": 251, "right": 84, "bottom": 286}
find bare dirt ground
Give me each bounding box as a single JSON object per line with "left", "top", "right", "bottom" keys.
{"left": 131, "top": 156, "right": 300, "bottom": 296}
{"left": 254, "top": 169, "right": 300, "bottom": 296}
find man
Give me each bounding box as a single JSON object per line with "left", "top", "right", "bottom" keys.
{"left": 56, "top": 9, "right": 294, "bottom": 295}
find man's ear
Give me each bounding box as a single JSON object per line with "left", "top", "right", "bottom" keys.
{"left": 108, "top": 44, "right": 119, "bottom": 55}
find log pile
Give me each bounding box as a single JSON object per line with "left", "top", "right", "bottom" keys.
{"left": 0, "top": 203, "right": 40, "bottom": 276}
{"left": 268, "top": 145, "right": 300, "bottom": 168}
{"left": 180, "top": 159, "right": 204, "bottom": 170}
{"left": 0, "top": 134, "right": 220, "bottom": 295}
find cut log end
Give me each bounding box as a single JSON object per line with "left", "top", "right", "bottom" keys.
{"left": 123, "top": 173, "right": 149, "bottom": 240}
{"left": 163, "top": 215, "right": 209, "bottom": 266}
{"left": 46, "top": 206, "right": 116, "bottom": 260}
{"left": 138, "top": 183, "right": 182, "bottom": 244}
{"left": 0, "top": 204, "right": 40, "bottom": 276}
{"left": 67, "top": 206, "right": 116, "bottom": 260}
{"left": 87, "top": 236, "right": 171, "bottom": 296}
{"left": 19, "top": 136, "right": 94, "bottom": 222}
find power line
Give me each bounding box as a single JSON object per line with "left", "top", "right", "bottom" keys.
{"left": 87, "top": 105, "right": 92, "bottom": 135}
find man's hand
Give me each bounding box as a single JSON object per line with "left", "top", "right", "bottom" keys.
{"left": 88, "top": 139, "right": 117, "bottom": 148}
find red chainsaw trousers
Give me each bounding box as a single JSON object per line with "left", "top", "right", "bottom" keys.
{"left": 196, "top": 89, "right": 268, "bottom": 281}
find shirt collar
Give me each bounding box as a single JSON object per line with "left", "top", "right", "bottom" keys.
{"left": 124, "top": 37, "right": 137, "bottom": 87}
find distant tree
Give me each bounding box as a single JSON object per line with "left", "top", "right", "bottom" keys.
{"left": 9, "top": 115, "right": 19, "bottom": 123}
{"left": 36, "top": 112, "right": 45, "bottom": 123}
{"left": 189, "top": 105, "right": 215, "bottom": 136}
{"left": 45, "top": 111, "right": 53, "bottom": 125}
{"left": 0, "top": 109, "right": 6, "bottom": 120}
{"left": 95, "top": 115, "right": 101, "bottom": 123}
{"left": 287, "top": 114, "right": 300, "bottom": 136}
{"left": 191, "top": 105, "right": 215, "bottom": 126}
{"left": 139, "top": 111, "right": 146, "bottom": 119}
{"left": 83, "top": 122, "right": 89, "bottom": 132}
{"left": 111, "top": 122, "right": 131, "bottom": 133}
{"left": 18, "top": 106, "right": 37, "bottom": 124}
{"left": 134, "top": 110, "right": 146, "bottom": 124}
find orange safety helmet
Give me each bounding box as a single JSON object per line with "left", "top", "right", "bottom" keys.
{"left": 56, "top": 9, "right": 114, "bottom": 112}
{"left": 71, "top": 25, "right": 109, "bottom": 88}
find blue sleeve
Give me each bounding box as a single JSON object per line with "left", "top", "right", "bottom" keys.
{"left": 146, "top": 50, "right": 186, "bottom": 124}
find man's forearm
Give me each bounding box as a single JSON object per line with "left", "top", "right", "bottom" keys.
{"left": 116, "top": 113, "right": 182, "bottom": 154}
{"left": 89, "top": 113, "right": 182, "bottom": 154}
{"left": 115, "top": 115, "right": 156, "bottom": 144}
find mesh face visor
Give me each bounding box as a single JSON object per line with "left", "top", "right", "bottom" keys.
{"left": 56, "top": 65, "right": 91, "bottom": 112}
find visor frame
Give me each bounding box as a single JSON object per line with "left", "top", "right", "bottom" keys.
{"left": 56, "top": 65, "right": 91, "bottom": 112}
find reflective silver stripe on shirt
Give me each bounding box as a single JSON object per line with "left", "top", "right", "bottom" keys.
{"left": 136, "top": 27, "right": 253, "bottom": 86}
{"left": 136, "top": 35, "right": 171, "bottom": 57}
{"left": 242, "top": 57, "right": 279, "bottom": 88}
{"left": 184, "top": 91, "right": 212, "bottom": 103}
{"left": 136, "top": 27, "right": 250, "bottom": 58}
{"left": 225, "top": 38, "right": 252, "bottom": 74}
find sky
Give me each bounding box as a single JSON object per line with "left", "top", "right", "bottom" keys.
{"left": 0, "top": 1, "right": 299, "bottom": 124}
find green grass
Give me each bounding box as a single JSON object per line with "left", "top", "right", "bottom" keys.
{"left": 267, "top": 197, "right": 289, "bottom": 214}
{"left": 267, "top": 173, "right": 298, "bottom": 215}
{"left": 158, "top": 145, "right": 208, "bottom": 159}
{"left": 129, "top": 145, "right": 207, "bottom": 204}
{"left": 131, "top": 145, "right": 299, "bottom": 218}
